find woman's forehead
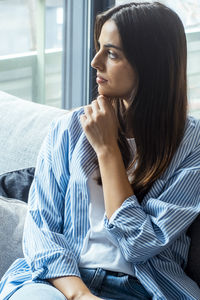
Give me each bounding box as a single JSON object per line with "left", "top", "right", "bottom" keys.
{"left": 99, "top": 20, "right": 122, "bottom": 48}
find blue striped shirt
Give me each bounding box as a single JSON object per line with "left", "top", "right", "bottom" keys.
{"left": 1, "top": 107, "right": 200, "bottom": 300}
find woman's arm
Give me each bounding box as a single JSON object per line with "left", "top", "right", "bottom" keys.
{"left": 104, "top": 165, "right": 200, "bottom": 263}
{"left": 97, "top": 145, "right": 133, "bottom": 219}
{"left": 80, "top": 96, "right": 200, "bottom": 263}
{"left": 23, "top": 112, "right": 83, "bottom": 282}
{"left": 80, "top": 96, "right": 133, "bottom": 219}
{"left": 25, "top": 113, "right": 103, "bottom": 299}
{"left": 48, "top": 276, "right": 102, "bottom": 300}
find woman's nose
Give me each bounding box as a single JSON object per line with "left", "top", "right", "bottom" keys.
{"left": 91, "top": 52, "right": 104, "bottom": 71}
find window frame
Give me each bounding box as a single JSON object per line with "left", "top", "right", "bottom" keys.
{"left": 62, "top": 0, "right": 115, "bottom": 109}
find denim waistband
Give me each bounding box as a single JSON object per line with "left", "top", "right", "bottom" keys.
{"left": 105, "top": 269, "right": 130, "bottom": 277}
{"left": 80, "top": 267, "right": 133, "bottom": 278}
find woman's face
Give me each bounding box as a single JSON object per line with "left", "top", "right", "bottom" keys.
{"left": 91, "top": 20, "right": 136, "bottom": 100}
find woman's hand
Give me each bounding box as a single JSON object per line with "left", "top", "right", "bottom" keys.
{"left": 80, "top": 95, "right": 119, "bottom": 156}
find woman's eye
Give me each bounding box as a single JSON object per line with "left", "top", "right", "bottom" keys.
{"left": 107, "top": 50, "right": 117, "bottom": 59}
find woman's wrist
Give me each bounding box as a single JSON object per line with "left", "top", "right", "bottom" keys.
{"left": 96, "top": 142, "right": 120, "bottom": 159}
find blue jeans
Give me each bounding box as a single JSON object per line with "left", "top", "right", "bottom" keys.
{"left": 9, "top": 268, "right": 151, "bottom": 300}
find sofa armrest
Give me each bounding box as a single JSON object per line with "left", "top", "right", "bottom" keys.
{"left": 0, "top": 91, "right": 68, "bottom": 174}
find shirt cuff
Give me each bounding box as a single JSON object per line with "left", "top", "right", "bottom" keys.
{"left": 104, "top": 194, "right": 141, "bottom": 238}
{"left": 31, "top": 252, "right": 81, "bottom": 281}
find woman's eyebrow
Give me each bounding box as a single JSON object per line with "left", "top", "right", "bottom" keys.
{"left": 97, "top": 41, "right": 123, "bottom": 51}
{"left": 104, "top": 43, "right": 123, "bottom": 51}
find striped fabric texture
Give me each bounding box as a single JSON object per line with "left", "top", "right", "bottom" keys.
{"left": 1, "top": 107, "right": 200, "bottom": 300}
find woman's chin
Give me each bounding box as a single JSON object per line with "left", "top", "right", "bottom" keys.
{"left": 98, "top": 87, "right": 118, "bottom": 98}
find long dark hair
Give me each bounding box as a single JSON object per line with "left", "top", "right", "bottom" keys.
{"left": 94, "top": 2, "right": 188, "bottom": 202}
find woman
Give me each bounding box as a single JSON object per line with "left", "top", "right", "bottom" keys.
{"left": 1, "top": 2, "right": 200, "bottom": 300}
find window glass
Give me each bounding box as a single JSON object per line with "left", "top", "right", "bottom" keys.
{"left": 0, "top": 0, "right": 32, "bottom": 56}
{"left": 46, "top": 0, "right": 63, "bottom": 108}
{"left": 0, "top": 0, "right": 63, "bottom": 108}
{"left": 46, "top": 0, "right": 63, "bottom": 49}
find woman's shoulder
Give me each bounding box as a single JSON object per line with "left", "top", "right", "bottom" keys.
{"left": 184, "top": 115, "right": 200, "bottom": 147}
{"left": 160, "top": 116, "right": 200, "bottom": 180}
{"left": 48, "top": 106, "right": 84, "bottom": 139}
{"left": 53, "top": 106, "right": 84, "bottom": 130}
{"left": 40, "top": 106, "right": 85, "bottom": 155}
{"left": 174, "top": 115, "right": 200, "bottom": 163}
{"left": 187, "top": 115, "right": 200, "bottom": 128}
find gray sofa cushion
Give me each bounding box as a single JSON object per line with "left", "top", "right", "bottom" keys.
{"left": 0, "top": 196, "right": 27, "bottom": 279}
{"left": 0, "top": 91, "right": 67, "bottom": 175}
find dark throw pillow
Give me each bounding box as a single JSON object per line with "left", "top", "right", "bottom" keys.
{"left": 0, "top": 167, "right": 35, "bottom": 203}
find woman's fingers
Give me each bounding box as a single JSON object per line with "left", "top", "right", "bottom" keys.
{"left": 84, "top": 105, "right": 93, "bottom": 118}
{"left": 79, "top": 114, "right": 87, "bottom": 127}
{"left": 97, "top": 95, "right": 115, "bottom": 113}
{"left": 91, "top": 99, "right": 101, "bottom": 116}
{"left": 83, "top": 98, "right": 103, "bottom": 122}
{"left": 96, "top": 95, "right": 109, "bottom": 112}
{"left": 83, "top": 96, "right": 111, "bottom": 118}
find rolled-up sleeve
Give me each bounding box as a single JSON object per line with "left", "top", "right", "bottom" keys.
{"left": 104, "top": 148, "right": 200, "bottom": 264}
{"left": 23, "top": 117, "right": 80, "bottom": 280}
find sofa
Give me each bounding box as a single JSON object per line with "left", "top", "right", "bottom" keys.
{"left": 0, "top": 90, "right": 200, "bottom": 289}
{"left": 0, "top": 91, "right": 68, "bottom": 279}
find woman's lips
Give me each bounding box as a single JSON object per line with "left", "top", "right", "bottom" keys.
{"left": 96, "top": 76, "right": 108, "bottom": 84}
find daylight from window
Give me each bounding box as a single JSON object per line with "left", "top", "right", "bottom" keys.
{"left": 0, "top": 0, "right": 63, "bottom": 108}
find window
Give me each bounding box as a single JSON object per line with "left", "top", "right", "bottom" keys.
{"left": 115, "top": 0, "right": 200, "bottom": 118}
{"left": 0, "top": 0, "right": 63, "bottom": 108}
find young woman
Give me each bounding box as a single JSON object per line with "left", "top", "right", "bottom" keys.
{"left": 1, "top": 2, "right": 200, "bottom": 300}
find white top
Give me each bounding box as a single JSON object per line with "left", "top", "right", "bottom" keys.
{"left": 79, "top": 139, "right": 136, "bottom": 275}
